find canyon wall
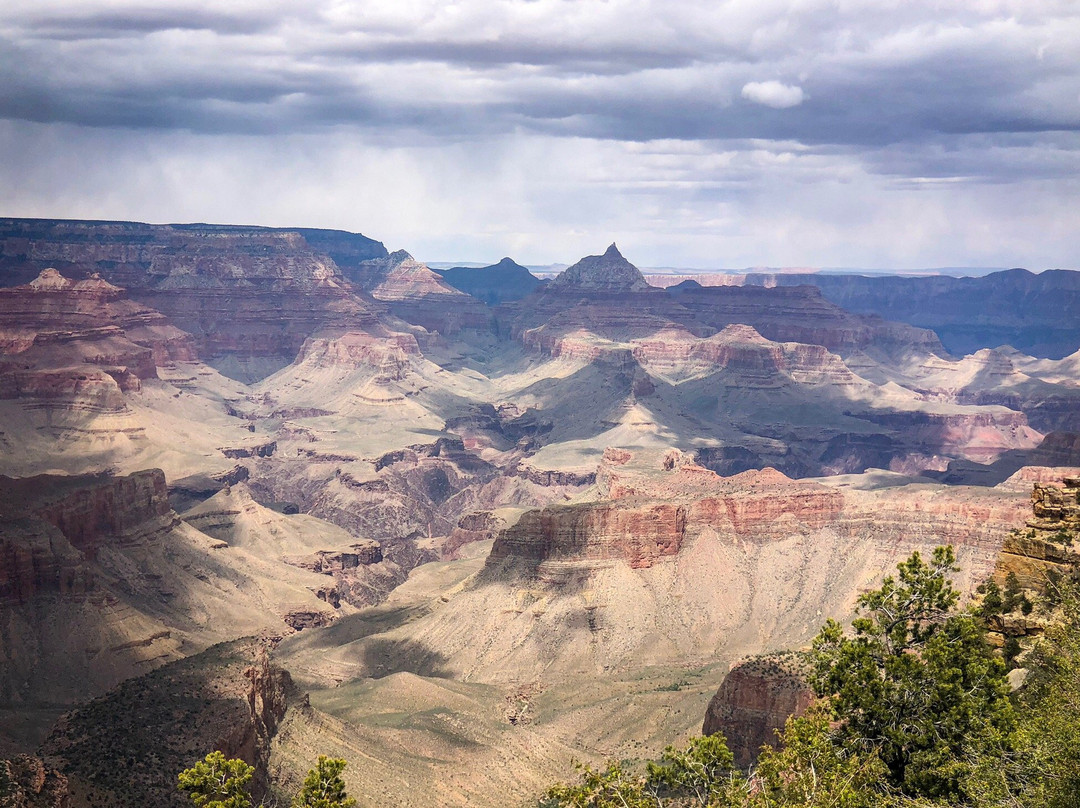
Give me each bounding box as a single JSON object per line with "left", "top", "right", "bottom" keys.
{"left": 0, "top": 219, "right": 389, "bottom": 380}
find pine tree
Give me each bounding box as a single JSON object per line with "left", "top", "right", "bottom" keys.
{"left": 292, "top": 756, "right": 356, "bottom": 808}
{"left": 810, "top": 546, "right": 1015, "bottom": 800}
{"left": 177, "top": 751, "right": 254, "bottom": 808}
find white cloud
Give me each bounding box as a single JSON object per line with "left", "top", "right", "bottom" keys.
{"left": 741, "top": 80, "right": 805, "bottom": 109}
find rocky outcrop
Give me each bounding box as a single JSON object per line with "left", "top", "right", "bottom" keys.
{"left": 0, "top": 755, "right": 70, "bottom": 808}
{"left": 994, "top": 476, "right": 1080, "bottom": 590}
{"left": 41, "top": 638, "right": 292, "bottom": 808}
{"left": 443, "top": 511, "right": 506, "bottom": 558}
{"left": 0, "top": 219, "right": 387, "bottom": 381}
{"left": 284, "top": 541, "right": 384, "bottom": 572}
{"left": 702, "top": 654, "right": 813, "bottom": 769}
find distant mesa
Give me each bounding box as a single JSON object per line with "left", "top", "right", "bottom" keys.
{"left": 435, "top": 257, "right": 543, "bottom": 304}
{"left": 548, "top": 243, "right": 650, "bottom": 293}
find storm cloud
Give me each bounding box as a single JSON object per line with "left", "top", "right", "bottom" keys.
{"left": 1, "top": 0, "right": 1078, "bottom": 268}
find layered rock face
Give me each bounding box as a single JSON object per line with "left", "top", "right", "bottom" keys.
{"left": 351, "top": 457, "right": 1024, "bottom": 686}
{"left": 0, "top": 219, "right": 388, "bottom": 381}
{"left": 630, "top": 324, "right": 865, "bottom": 387}
{"left": 0, "top": 470, "right": 188, "bottom": 712}
{"left": 674, "top": 268, "right": 1080, "bottom": 359}
{"left": 0, "top": 466, "right": 170, "bottom": 574}
{"left": 487, "top": 501, "right": 687, "bottom": 569}
{"left": 667, "top": 280, "right": 946, "bottom": 357}
{"left": 0, "top": 269, "right": 195, "bottom": 411}
{"left": 994, "top": 475, "right": 1080, "bottom": 590}
{"left": 702, "top": 655, "right": 813, "bottom": 768}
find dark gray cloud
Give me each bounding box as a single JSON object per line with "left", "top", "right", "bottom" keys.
{"left": 3, "top": 0, "right": 1078, "bottom": 150}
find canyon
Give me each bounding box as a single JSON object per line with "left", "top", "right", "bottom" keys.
{"left": 0, "top": 218, "right": 1077, "bottom": 806}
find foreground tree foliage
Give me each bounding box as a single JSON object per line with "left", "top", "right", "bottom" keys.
{"left": 539, "top": 734, "right": 746, "bottom": 808}
{"left": 965, "top": 580, "right": 1080, "bottom": 808}
{"left": 541, "top": 547, "right": 1080, "bottom": 808}
{"left": 292, "top": 756, "right": 356, "bottom": 808}
{"left": 810, "top": 546, "right": 1015, "bottom": 800}
{"left": 179, "top": 753, "right": 355, "bottom": 808}
{"left": 177, "top": 751, "right": 255, "bottom": 808}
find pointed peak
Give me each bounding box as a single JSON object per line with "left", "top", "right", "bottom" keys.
{"left": 548, "top": 244, "right": 648, "bottom": 293}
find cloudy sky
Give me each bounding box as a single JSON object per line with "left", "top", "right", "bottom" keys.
{"left": 2, "top": 1, "right": 1079, "bottom": 269}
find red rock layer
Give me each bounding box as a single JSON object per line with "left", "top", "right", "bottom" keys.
{"left": 487, "top": 501, "right": 687, "bottom": 569}
{"left": 0, "top": 269, "right": 197, "bottom": 404}
{"left": 0, "top": 469, "right": 172, "bottom": 559}
{"left": 489, "top": 462, "right": 1026, "bottom": 579}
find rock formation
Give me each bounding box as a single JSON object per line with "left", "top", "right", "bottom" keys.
{"left": 994, "top": 474, "right": 1080, "bottom": 591}
{"left": 702, "top": 654, "right": 814, "bottom": 768}
{"left": 547, "top": 244, "right": 650, "bottom": 293}
{"left": 653, "top": 268, "right": 1080, "bottom": 360}
{"left": 0, "top": 219, "right": 388, "bottom": 381}
{"left": 344, "top": 251, "right": 494, "bottom": 335}
{"left": 0, "top": 755, "right": 70, "bottom": 807}
{"left": 667, "top": 280, "right": 946, "bottom": 357}
{"left": 0, "top": 471, "right": 395, "bottom": 754}
{"left": 0, "top": 269, "right": 196, "bottom": 414}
